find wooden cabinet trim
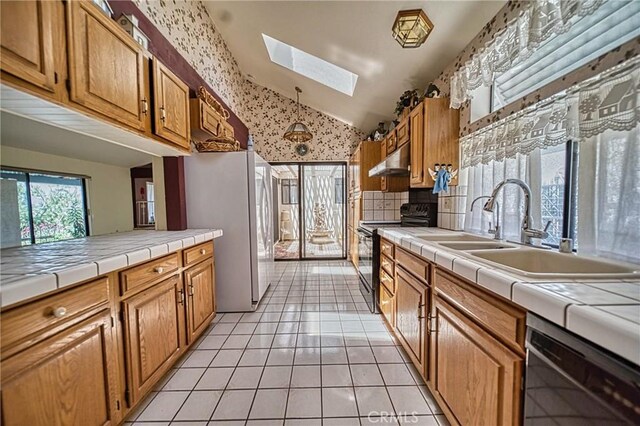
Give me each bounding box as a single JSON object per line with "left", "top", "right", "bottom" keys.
{"left": 434, "top": 268, "right": 526, "bottom": 352}
{"left": 119, "top": 252, "right": 180, "bottom": 298}
{"left": 409, "top": 102, "right": 424, "bottom": 186}
{"left": 380, "top": 267, "right": 395, "bottom": 295}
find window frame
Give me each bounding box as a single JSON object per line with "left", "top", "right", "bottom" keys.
{"left": 0, "top": 167, "right": 90, "bottom": 245}
{"left": 281, "top": 178, "right": 299, "bottom": 205}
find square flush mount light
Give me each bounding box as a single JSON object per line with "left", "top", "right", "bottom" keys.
{"left": 262, "top": 34, "right": 358, "bottom": 96}
{"left": 392, "top": 9, "right": 433, "bottom": 48}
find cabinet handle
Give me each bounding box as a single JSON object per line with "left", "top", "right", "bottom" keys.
{"left": 52, "top": 306, "right": 67, "bottom": 318}
{"left": 154, "top": 266, "right": 164, "bottom": 274}
{"left": 188, "top": 284, "right": 195, "bottom": 297}
{"left": 160, "top": 106, "right": 166, "bottom": 121}
{"left": 141, "top": 99, "right": 148, "bottom": 114}
{"left": 200, "top": 249, "right": 206, "bottom": 255}
{"left": 178, "top": 289, "right": 185, "bottom": 305}
{"left": 417, "top": 303, "right": 426, "bottom": 320}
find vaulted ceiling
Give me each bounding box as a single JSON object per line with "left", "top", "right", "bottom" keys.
{"left": 205, "top": 1, "right": 505, "bottom": 133}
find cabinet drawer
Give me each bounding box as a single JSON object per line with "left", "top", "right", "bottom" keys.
{"left": 380, "top": 268, "right": 395, "bottom": 294}
{"left": 120, "top": 253, "right": 180, "bottom": 297}
{"left": 1, "top": 277, "right": 109, "bottom": 354}
{"left": 379, "top": 284, "right": 395, "bottom": 328}
{"left": 380, "top": 239, "right": 395, "bottom": 258}
{"left": 396, "top": 247, "right": 429, "bottom": 282}
{"left": 184, "top": 242, "right": 214, "bottom": 267}
{"left": 435, "top": 269, "right": 526, "bottom": 350}
{"left": 381, "top": 254, "right": 394, "bottom": 277}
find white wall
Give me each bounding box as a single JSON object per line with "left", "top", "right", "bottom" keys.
{"left": 0, "top": 146, "right": 134, "bottom": 235}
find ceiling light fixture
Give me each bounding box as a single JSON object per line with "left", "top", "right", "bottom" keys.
{"left": 392, "top": 9, "right": 433, "bottom": 48}
{"left": 283, "top": 87, "right": 313, "bottom": 144}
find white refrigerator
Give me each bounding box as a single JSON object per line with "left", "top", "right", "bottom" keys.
{"left": 184, "top": 149, "right": 274, "bottom": 312}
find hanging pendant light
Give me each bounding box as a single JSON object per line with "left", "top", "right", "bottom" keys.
{"left": 284, "top": 87, "right": 313, "bottom": 144}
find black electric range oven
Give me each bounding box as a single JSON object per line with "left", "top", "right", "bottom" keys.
{"left": 356, "top": 203, "right": 437, "bottom": 313}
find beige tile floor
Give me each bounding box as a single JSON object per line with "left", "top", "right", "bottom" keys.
{"left": 125, "top": 260, "right": 448, "bottom": 426}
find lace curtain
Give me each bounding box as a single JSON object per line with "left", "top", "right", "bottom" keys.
{"left": 450, "top": 0, "right": 604, "bottom": 109}
{"left": 461, "top": 56, "right": 640, "bottom": 262}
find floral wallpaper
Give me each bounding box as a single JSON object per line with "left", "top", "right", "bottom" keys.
{"left": 431, "top": 0, "right": 639, "bottom": 137}
{"left": 132, "top": 0, "right": 365, "bottom": 162}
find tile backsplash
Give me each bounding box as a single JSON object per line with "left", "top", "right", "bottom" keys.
{"left": 362, "top": 191, "right": 408, "bottom": 221}
{"left": 437, "top": 185, "right": 467, "bottom": 231}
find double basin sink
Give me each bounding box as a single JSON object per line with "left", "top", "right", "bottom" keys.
{"left": 413, "top": 233, "right": 639, "bottom": 279}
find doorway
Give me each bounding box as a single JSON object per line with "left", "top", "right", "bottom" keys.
{"left": 272, "top": 162, "right": 347, "bottom": 260}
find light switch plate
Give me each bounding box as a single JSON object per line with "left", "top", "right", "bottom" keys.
{"left": 443, "top": 198, "right": 452, "bottom": 211}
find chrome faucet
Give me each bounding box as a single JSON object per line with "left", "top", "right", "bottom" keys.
{"left": 483, "top": 178, "right": 552, "bottom": 246}
{"left": 471, "top": 196, "right": 501, "bottom": 240}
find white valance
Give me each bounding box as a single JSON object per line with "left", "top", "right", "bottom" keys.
{"left": 450, "top": 0, "right": 604, "bottom": 109}
{"left": 460, "top": 56, "right": 640, "bottom": 168}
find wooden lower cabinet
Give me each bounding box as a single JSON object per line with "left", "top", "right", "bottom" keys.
{"left": 395, "top": 266, "right": 429, "bottom": 379}
{"left": 184, "top": 258, "right": 216, "bottom": 343}
{"left": 432, "top": 297, "right": 523, "bottom": 426}
{"left": 379, "top": 281, "right": 395, "bottom": 328}
{"left": 122, "top": 274, "right": 186, "bottom": 405}
{"left": 1, "top": 309, "right": 118, "bottom": 426}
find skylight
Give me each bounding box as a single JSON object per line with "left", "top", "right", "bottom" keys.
{"left": 262, "top": 34, "right": 358, "bottom": 96}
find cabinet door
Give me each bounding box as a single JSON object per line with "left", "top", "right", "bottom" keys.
{"left": 184, "top": 258, "right": 216, "bottom": 343}
{"left": 395, "top": 266, "right": 428, "bottom": 376}
{"left": 433, "top": 297, "right": 523, "bottom": 426}
{"left": 0, "top": 0, "right": 58, "bottom": 94}
{"left": 423, "top": 98, "right": 460, "bottom": 186}
{"left": 379, "top": 283, "right": 395, "bottom": 328}
{"left": 1, "top": 310, "right": 118, "bottom": 426}
{"left": 409, "top": 102, "right": 424, "bottom": 186}
{"left": 152, "top": 59, "right": 190, "bottom": 149}
{"left": 122, "top": 275, "right": 185, "bottom": 405}
{"left": 67, "top": 0, "right": 147, "bottom": 131}
{"left": 396, "top": 117, "right": 409, "bottom": 148}
{"left": 386, "top": 130, "right": 397, "bottom": 154}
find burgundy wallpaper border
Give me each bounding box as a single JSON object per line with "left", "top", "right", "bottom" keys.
{"left": 108, "top": 0, "right": 249, "bottom": 149}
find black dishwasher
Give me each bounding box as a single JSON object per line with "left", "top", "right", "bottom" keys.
{"left": 525, "top": 314, "right": 640, "bottom": 425}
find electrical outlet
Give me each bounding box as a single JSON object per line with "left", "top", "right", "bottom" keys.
{"left": 443, "top": 198, "right": 452, "bottom": 211}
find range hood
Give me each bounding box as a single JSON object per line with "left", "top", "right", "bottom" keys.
{"left": 368, "top": 143, "right": 410, "bottom": 177}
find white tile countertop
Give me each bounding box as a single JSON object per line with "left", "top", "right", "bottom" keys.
{"left": 0, "top": 229, "right": 223, "bottom": 308}
{"left": 378, "top": 227, "right": 640, "bottom": 366}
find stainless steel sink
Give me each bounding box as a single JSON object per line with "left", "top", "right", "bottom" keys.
{"left": 438, "top": 241, "right": 517, "bottom": 251}
{"left": 470, "top": 249, "right": 640, "bottom": 278}
{"left": 416, "top": 234, "right": 491, "bottom": 243}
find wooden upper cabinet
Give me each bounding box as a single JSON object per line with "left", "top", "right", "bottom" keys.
{"left": 122, "top": 275, "right": 185, "bottom": 405}
{"left": 396, "top": 116, "right": 409, "bottom": 148}
{"left": 410, "top": 98, "right": 460, "bottom": 188}
{"left": 0, "top": 0, "right": 60, "bottom": 97}
{"left": 386, "top": 129, "right": 397, "bottom": 154}
{"left": 432, "top": 297, "right": 523, "bottom": 426}
{"left": 409, "top": 102, "right": 424, "bottom": 185}
{"left": 395, "top": 266, "right": 429, "bottom": 379}
{"left": 184, "top": 258, "right": 216, "bottom": 343}
{"left": 67, "top": 0, "right": 147, "bottom": 131}
{"left": 152, "top": 59, "right": 190, "bottom": 149}
{"left": 1, "top": 309, "right": 118, "bottom": 426}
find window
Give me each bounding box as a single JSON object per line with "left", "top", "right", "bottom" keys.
{"left": 334, "top": 178, "right": 344, "bottom": 204}
{"left": 0, "top": 169, "right": 88, "bottom": 247}
{"left": 281, "top": 179, "right": 299, "bottom": 205}
{"left": 471, "top": 1, "right": 640, "bottom": 118}
{"left": 262, "top": 34, "right": 358, "bottom": 96}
